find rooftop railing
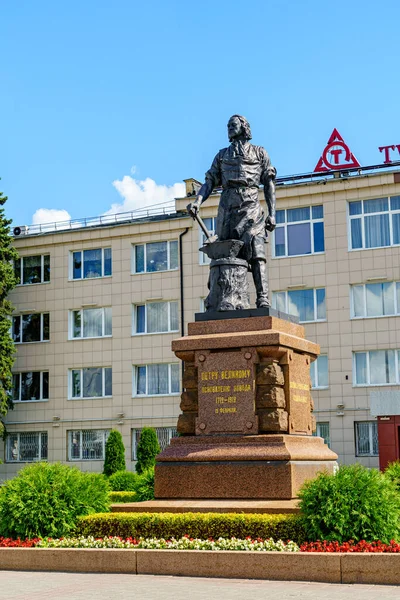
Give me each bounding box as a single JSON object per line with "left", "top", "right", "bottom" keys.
{"left": 14, "top": 162, "right": 400, "bottom": 237}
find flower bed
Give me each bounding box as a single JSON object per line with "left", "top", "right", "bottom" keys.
{"left": 36, "top": 535, "right": 299, "bottom": 551}
{"left": 3, "top": 534, "right": 400, "bottom": 552}
{"left": 301, "top": 540, "right": 400, "bottom": 553}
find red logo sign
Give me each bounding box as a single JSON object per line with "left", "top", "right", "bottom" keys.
{"left": 314, "top": 128, "right": 361, "bottom": 172}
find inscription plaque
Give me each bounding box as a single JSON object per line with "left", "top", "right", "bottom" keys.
{"left": 195, "top": 349, "right": 258, "bottom": 435}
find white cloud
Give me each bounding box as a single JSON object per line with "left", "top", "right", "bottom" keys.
{"left": 32, "top": 208, "right": 72, "bottom": 224}
{"left": 106, "top": 176, "right": 185, "bottom": 215}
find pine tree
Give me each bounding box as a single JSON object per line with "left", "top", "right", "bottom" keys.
{"left": 0, "top": 186, "right": 18, "bottom": 437}
{"left": 136, "top": 427, "right": 160, "bottom": 475}
{"left": 103, "top": 429, "right": 126, "bottom": 476}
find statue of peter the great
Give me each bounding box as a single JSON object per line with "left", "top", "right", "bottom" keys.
{"left": 188, "top": 115, "right": 277, "bottom": 308}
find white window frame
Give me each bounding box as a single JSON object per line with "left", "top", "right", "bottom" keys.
{"left": 314, "top": 422, "right": 331, "bottom": 447}
{"left": 132, "top": 240, "right": 178, "bottom": 274}
{"left": 132, "top": 301, "right": 179, "bottom": 335}
{"left": 69, "top": 248, "right": 112, "bottom": 280}
{"left": 272, "top": 288, "right": 326, "bottom": 323}
{"left": 348, "top": 196, "right": 400, "bottom": 251}
{"left": 12, "top": 371, "right": 49, "bottom": 403}
{"left": 67, "top": 429, "right": 110, "bottom": 461}
{"left": 68, "top": 367, "right": 113, "bottom": 399}
{"left": 12, "top": 313, "right": 50, "bottom": 344}
{"left": 132, "top": 363, "right": 181, "bottom": 397}
{"left": 272, "top": 205, "right": 324, "bottom": 258}
{"left": 199, "top": 217, "right": 217, "bottom": 265}
{"left": 69, "top": 307, "right": 112, "bottom": 339}
{"left": 353, "top": 350, "right": 400, "bottom": 387}
{"left": 15, "top": 254, "right": 50, "bottom": 285}
{"left": 350, "top": 281, "right": 400, "bottom": 319}
{"left": 132, "top": 426, "right": 177, "bottom": 460}
{"left": 310, "top": 355, "right": 329, "bottom": 389}
{"left": 355, "top": 421, "right": 379, "bottom": 457}
{"left": 6, "top": 432, "right": 48, "bottom": 463}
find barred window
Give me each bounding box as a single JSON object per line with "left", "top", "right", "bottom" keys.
{"left": 132, "top": 427, "right": 177, "bottom": 460}
{"left": 6, "top": 432, "right": 48, "bottom": 462}
{"left": 12, "top": 371, "right": 49, "bottom": 402}
{"left": 68, "top": 430, "right": 110, "bottom": 461}
{"left": 355, "top": 421, "right": 378, "bottom": 456}
{"left": 313, "top": 422, "right": 330, "bottom": 447}
{"left": 14, "top": 255, "right": 50, "bottom": 285}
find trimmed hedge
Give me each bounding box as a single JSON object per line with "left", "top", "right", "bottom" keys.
{"left": 109, "top": 491, "right": 136, "bottom": 503}
{"left": 75, "top": 512, "right": 306, "bottom": 544}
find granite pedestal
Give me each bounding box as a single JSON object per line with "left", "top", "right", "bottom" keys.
{"left": 155, "top": 310, "right": 337, "bottom": 503}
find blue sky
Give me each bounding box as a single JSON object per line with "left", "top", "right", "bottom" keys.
{"left": 1, "top": 0, "right": 400, "bottom": 226}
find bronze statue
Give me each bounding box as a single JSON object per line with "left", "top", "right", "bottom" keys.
{"left": 188, "top": 115, "right": 276, "bottom": 311}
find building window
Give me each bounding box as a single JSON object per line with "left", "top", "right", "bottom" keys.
{"left": 12, "top": 372, "right": 49, "bottom": 402}
{"left": 273, "top": 205, "right": 324, "bottom": 257}
{"left": 199, "top": 217, "right": 217, "bottom": 264}
{"left": 353, "top": 350, "right": 400, "bottom": 386}
{"left": 133, "top": 363, "right": 180, "bottom": 396}
{"left": 14, "top": 255, "right": 50, "bottom": 285}
{"left": 69, "top": 367, "right": 112, "bottom": 399}
{"left": 132, "top": 427, "right": 177, "bottom": 460}
{"left": 351, "top": 281, "right": 400, "bottom": 318}
{"left": 133, "top": 301, "right": 179, "bottom": 334}
{"left": 349, "top": 196, "right": 400, "bottom": 250}
{"left": 12, "top": 313, "right": 50, "bottom": 343}
{"left": 6, "top": 432, "right": 48, "bottom": 462}
{"left": 68, "top": 430, "right": 110, "bottom": 461}
{"left": 355, "top": 421, "right": 378, "bottom": 456}
{"left": 272, "top": 288, "right": 326, "bottom": 322}
{"left": 70, "top": 248, "right": 112, "bottom": 279}
{"left": 310, "top": 355, "right": 329, "bottom": 389}
{"left": 314, "top": 422, "right": 331, "bottom": 447}
{"left": 70, "top": 307, "right": 112, "bottom": 339}
{"left": 133, "top": 241, "right": 178, "bottom": 273}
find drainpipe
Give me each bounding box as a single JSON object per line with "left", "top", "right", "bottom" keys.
{"left": 179, "top": 227, "right": 189, "bottom": 375}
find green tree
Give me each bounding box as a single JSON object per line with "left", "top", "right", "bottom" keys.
{"left": 0, "top": 186, "right": 18, "bottom": 438}
{"left": 136, "top": 427, "right": 160, "bottom": 475}
{"left": 103, "top": 429, "right": 126, "bottom": 476}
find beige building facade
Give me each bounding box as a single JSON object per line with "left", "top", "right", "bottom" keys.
{"left": 1, "top": 168, "right": 400, "bottom": 478}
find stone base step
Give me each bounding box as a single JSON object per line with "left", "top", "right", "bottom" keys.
{"left": 110, "top": 499, "right": 300, "bottom": 514}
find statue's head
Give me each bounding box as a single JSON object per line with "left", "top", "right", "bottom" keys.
{"left": 227, "top": 115, "right": 252, "bottom": 142}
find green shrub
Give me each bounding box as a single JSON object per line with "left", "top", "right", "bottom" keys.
{"left": 298, "top": 464, "right": 400, "bottom": 543}
{"left": 0, "top": 462, "right": 110, "bottom": 538}
{"left": 384, "top": 461, "right": 400, "bottom": 491}
{"left": 108, "top": 470, "right": 137, "bottom": 492}
{"left": 133, "top": 468, "right": 155, "bottom": 501}
{"left": 109, "top": 491, "right": 136, "bottom": 503}
{"left": 136, "top": 428, "right": 160, "bottom": 475}
{"left": 75, "top": 512, "right": 305, "bottom": 544}
{"left": 103, "top": 430, "right": 126, "bottom": 477}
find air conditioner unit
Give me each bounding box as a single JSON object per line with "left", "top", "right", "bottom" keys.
{"left": 13, "top": 225, "right": 29, "bottom": 236}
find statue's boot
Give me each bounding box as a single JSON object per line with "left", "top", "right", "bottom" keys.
{"left": 252, "top": 259, "right": 270, "bottom": 308}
